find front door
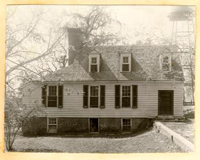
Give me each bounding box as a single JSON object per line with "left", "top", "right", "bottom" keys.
{"left": 90, "top": 118, "right": 99, "bottom": 132}
{"left": 158, "top": 90, "right": 174, "bottom": 115}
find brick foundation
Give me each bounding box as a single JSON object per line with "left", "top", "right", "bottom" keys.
{"left": 99, "top": 118, "right": 121, "bottom": 134}
{"left": 22, "top": 117, "right": 47, "bottom": 136}
{"left": 58, "top": 118, "right": 88, "bottom": 134}
{"left": 132, "top": 118, "right": 153, "bottom": 133}
{"left": 22, "top": 117, "right": 153, "bottom": 136}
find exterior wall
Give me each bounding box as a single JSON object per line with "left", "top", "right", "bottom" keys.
{"left": 22, "top": 81, "right": 183, "bottom": 118}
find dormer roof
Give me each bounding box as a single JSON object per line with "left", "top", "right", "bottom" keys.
{"left": 44, "top": 45, "right": 183, "bottom": 82}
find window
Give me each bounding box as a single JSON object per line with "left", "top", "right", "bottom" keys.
{"left": 122, "top": 57, "right": 129, "bottom": 71}
{"left": 115, "top": 85, "right": 138, "bottom": 109}
{"left": 89, "top": 55, "right": 100, "bottom": 72}
{"left": 122, "top": 86, "right": 131, "bottom": 107}
{"left": 162, "top": 56, "right": 171, "bottom": 72}
{"left": 42, "top": 85, "right": 63, "bottom": 108}
{"left": 83, "top": 85, "right": 105, "bottom": 108}
{"left": 91, "top": 57, "right": 97, "bottom": 72}
{"left": 48, "top": 118, "right": 57, "bottom": 133}
{"left": 48, "top": 86, "right": 57, "bottom": 107}
{"left": 122, "top": 119, "right": 131, "bottom": 132}
{"left": 121, "top": 54, "right": 131, "bottom": 72}
{"left": 90, "top": 86, "right": 99, "bottom": 108}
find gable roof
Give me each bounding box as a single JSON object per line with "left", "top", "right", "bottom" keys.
{"left": 45, "top": 45, "right": 184, "bottom": 82}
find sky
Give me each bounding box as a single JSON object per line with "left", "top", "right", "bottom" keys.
{"left": 7, "top": 5, "right": 195, "bottom": 45}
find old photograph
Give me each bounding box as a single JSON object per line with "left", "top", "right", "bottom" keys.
{"left": 5, "top": 5, "right": 195, "bottom": 152}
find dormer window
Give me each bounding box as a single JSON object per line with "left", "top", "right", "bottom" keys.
{"left": 120, "top": 54, "right": 131, "bottom": 72}
{"left": 162, "top": 56, "right": 171, "bottom": 72}
{"left": 89, "top": 54, "right": 100, "bottom": 72}
{"left": 91, "top": 57, "right": 97, "bottom": 72}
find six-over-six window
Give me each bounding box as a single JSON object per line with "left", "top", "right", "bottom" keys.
{"left": 122, "top": 119, "right": 131, "bottom": 132}
{"left": 47, "top": 118, "right": 57, "bottom": 133}
{"left": 115, "top": 85, "right": 138, "bottom": 108}
{"left": 90, "top": 86, "right": 99, "bottom": 108}
{"left": 42, "top": 85, "right": 63, "bottom": 108}
{"left": 48, "top": 86, "right": 57, "bottom": 107}
{"left": 83, "top": 85, "right": 105, "bottom": 108}
{"left": 122, "top": 86, "right": 131, "bottom": 107}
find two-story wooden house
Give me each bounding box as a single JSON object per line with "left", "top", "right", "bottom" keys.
{"left": 22, "top": 28, "right": 184, "bottom": 135}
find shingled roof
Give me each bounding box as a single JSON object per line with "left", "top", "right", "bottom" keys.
{"left": 45, "top": 45, "right": 183, "bottom": 82}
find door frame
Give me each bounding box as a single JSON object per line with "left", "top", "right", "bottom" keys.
{"left": 89, "top": 118, "right": 99, "bottom": 133}
{"left": 158, "top": 90, "right": 174, "bottom": 115}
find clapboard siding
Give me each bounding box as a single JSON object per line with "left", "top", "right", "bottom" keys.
{"left": 22, "top": 81, "right": 183, "bottom": 118}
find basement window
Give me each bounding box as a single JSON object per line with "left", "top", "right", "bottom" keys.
{"left": 122, "top": 119, "right": 131, "bottom": 132}
{"left": 47, "top": 118, "right": 57, "bottom": 133}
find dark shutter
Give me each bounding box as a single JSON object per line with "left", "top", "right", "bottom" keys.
{"left": 58, "top": 85, "right": 63, "bottom": 108}
{"left": 132, "top": 85, "right": 138, "bottom": 108}
{"left": 100, "top": 85, "right": 105, "bottom": 109}
{"left": 83, "top": 85, "right": 88, "bottom": 108}
{"left": 42, "top": 85, "right": 47, "bottom": 107}
{"left": 115, "top": 85, "right": 120, "bottom": 108}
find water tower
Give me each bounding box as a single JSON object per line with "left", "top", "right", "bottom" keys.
{"left": 168, "top": 6, "right": 195, "bottom": 103}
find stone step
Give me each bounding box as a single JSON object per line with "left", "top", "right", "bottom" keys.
{"left": 156, "top": 115, "right": 186, "bottom": 122}
{"left": 157, "top": 115, "right": 175, "bottom": 120}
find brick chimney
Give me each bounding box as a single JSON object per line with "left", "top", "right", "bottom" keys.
{"left": 67, "top": 28, "right": 84, "bottom": 65}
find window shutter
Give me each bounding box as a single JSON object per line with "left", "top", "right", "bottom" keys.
{"left": 42, "top": 85, "right": 47, "bottom": 107}
{"left": 100, "top": 85, "right": 105, "bottom": 109}
{"left": 115, "top": 85, "right": 120, "bottom": 108}
{"left": 58, "top": 85, "right": 63, "bottom": 108}
{"left": 83, "top": 85, "right": 88, "bottom": 108}
{"left": 132, "top": 85, "right": 138, "bottom": 108}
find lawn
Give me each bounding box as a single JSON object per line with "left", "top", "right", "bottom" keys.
{"left": 12, "top": 129, "right": 184, "bottom": 153}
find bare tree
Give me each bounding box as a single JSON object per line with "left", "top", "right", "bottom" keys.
{"left": 6, "top": 6, "right": 69, "bottom": 88}
{"left": 69, "top": 6, "right": 122, "bottom": 46}
{"left": 5, "top": 92, "right": 45, "bottom": 151}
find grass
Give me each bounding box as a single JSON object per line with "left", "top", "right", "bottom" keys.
{"left": 12, "top": 129, "right": 184, "bottom": 153}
